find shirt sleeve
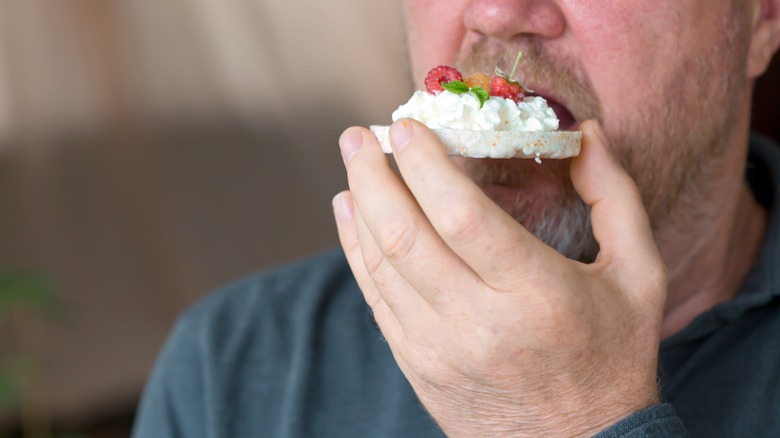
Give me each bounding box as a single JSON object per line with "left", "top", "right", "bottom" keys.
{"left": 593, "top": 404, "right": 688, "bottom": 437}
{"left": 132, "top": 315, "right": 209, "bottom": 438}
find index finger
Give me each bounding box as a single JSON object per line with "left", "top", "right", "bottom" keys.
{"left": 386, "top": 119, "right": 563, "bottom": 290}
{"left": 341, "top": 126, "right": 484, "bottom": 310}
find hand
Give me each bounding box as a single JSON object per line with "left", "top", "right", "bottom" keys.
{"left": 333, "top": 119, "right": 666, "bottom": 437}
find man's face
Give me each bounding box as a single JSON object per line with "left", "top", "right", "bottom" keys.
{"left": 403, "top": 0, "right": 752, "bottom": 261}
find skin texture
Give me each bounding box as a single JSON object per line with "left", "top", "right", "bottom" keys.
{"left": 334, "top": 0, "right": 780, "bottom": 435}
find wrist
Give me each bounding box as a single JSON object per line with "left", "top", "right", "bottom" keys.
{"left": 431, "top": 380, "right": 659, "bottom": 438}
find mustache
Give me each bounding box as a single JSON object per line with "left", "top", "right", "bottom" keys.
{"left": 455, "top": 38, "right": 602, "bottom": 124}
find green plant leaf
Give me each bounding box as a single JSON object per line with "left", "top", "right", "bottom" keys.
{"left": 441, "top": 80, "right": 469, "bottom": 94}
{"left": 471, "top": 87, "right": 489, "bottom": 108}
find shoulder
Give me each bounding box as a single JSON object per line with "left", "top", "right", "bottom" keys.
{"left": 184, "top": 248, "right": 356, "bottom": 324}
{"left": 177, "top": 247, "right": 363, "bottom": 358}
{"left": 133, "top": 248, "right": 370, "bottom": 436}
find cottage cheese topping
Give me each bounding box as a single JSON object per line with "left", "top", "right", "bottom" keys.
{"left": 391, "top": 90, "right": 559, "bottom": 132}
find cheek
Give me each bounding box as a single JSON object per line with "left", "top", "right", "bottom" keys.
{"left": 565, "top": 2, "right": 687, "bottom": 128}
{"left": 568, "top": 1, "right": 731, "bottom": 131}
{"left": 404, "top": 0, "right": 470, "bottom": 87}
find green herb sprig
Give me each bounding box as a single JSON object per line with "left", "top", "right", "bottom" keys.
{"left": 441, "top": 80, "right": 489, "bottom": 108}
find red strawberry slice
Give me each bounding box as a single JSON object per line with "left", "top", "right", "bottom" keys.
{"left": 489, "top": 76, "right": 524, "bottom": 103}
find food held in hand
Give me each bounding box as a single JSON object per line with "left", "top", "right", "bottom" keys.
{"left": 370, "top": 52, "right": 581, "bottom": 162}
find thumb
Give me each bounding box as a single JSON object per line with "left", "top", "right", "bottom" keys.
{"left": 570, "top": 120, "right": 664, "bottom": 284}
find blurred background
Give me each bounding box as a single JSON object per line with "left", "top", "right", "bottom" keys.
{"left": 0, "top": 1, "right": 777, "bottom": 437}
{"left": 0, "top": 1, "right": 409, "bottom": 436}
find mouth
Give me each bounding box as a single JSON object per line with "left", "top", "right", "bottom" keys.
{"left": 526, "top": 91, "right": 578, "bottom": 131}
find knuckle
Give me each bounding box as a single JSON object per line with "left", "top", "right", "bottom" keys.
{"left": 646, "top": 263, "right": 668, "bottom": 296}
{"left": 377, "top": 218, "right": 419, "bottom": 265}
{"left": 439, "top": 204, "right": 486, "bottom": 247}
{"left": 339, "top": 226, "right": 361, "bottom": 255}
{"left": 629, "top": 252, "right": 667, "bottom": 294}
{"left": 652, "top": 261, "right": 668, "bottom": 286}
{"left": 362, "top": 245, "right": 387, "bottom": 277}
{"left": 347, "top": 154, "right": 375, "bottom": 186}
{"left": 618, "top": 260, "right": 667, "bottom": 309}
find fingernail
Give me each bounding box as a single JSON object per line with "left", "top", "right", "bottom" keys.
{"left": 339, "top": 129, "right": 363, "bottom": 164}
{"left": 389, "top": 119, "right": 414, "bottom": 152}
{"left": 332, "top": 192, "right": 354, "bottom": 225}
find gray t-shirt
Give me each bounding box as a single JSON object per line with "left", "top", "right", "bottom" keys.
{"left": 133, "top": 135, "right": 780, "bottom": 437}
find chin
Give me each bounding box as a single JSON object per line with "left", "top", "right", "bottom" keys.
{"left": 454, "top": 157, "right": 599, "bottom": 263}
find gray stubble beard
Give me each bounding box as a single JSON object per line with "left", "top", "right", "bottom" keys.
{"left": 453, "top": 2, "right": 752, "bottom": 265}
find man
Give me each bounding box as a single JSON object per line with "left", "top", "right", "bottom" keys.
{"left": 134, "top": 0, "right": 780, "bottom": 436}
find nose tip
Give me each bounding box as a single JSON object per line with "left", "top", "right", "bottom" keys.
{"left": 464, "top": 0, "right": 565, "bottom": 41}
